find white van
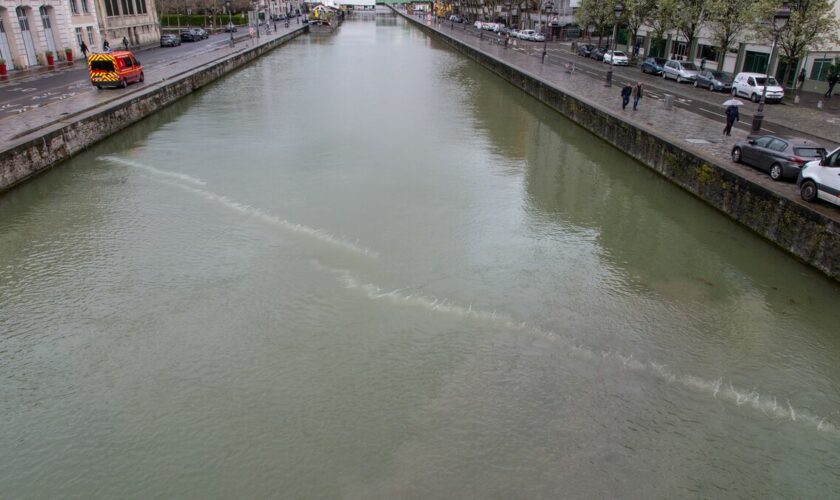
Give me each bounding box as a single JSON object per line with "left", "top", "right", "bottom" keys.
{"left": 732, "top": 72, "right": 785, "bottom": 103}
{"left": 799, "top": 147, "right": 840, "bottom": 207}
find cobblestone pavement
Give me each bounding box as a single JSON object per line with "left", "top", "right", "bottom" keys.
{"left": 399, "top": 10, "right": 840, "bottom": 220}
{"left": 0, "top": 24, "right": 304, "bottom": 146}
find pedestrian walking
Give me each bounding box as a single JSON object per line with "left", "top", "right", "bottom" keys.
{"left": 700, "top": 57, "right": 706, "bottom": 70}
{"left": 797, "top": 68, "right": 806, "bottom": 90}
{"left": 80, "top": 40, "right": 88, "bottom": 59}
{"left": 723, "top": 104, "right": 739, "bottom": 136}
{"left": 122, "top": 36, "right": 129, "bottom": 51}
{"left": 621, "top": 83, "right": 632, "bottom": 110}
{"left": 826, "top": 73, "right": 838, "bottom": 98}
{"left": 632, "top": 82, "right": 643, "bottom": 110}
{"left": 102, "top": 39, "right": 110, "bottom": 52}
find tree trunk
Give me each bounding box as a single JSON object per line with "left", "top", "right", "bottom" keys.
{"left": 781, "top": 54, "right": 794, "bottom": 91}
{"left": 717, "top": 44, "right": 726, "bottom": 71}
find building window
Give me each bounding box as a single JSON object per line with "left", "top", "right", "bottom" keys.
{"left": 104, "top": 0, "right": 118, "bottom": 16}
{"left": 81, "top": 0, "right": 89, "bottom": 14}
{"left": 135, "top": 0, "right": 147, "bottom": 14}
{"left": 810, "top": 58, "right": 833, "bottom": 81}
{"left": 86, "top": 25, "right": 95, "bottom": 44}
{"left": 121, "top": 0, "right": 134, "bottom": 15}
{"left": 70, "top": 0, "right": 79, "bottom": 15}
{"left": 75, "top": 27, "right": 83, "bottom": 45}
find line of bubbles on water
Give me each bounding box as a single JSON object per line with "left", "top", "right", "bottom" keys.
{"left": 100, "top": 156, "right": 379, "bottom": 258}
{"left": 320, "top": 263, "right": 839, "bottom": 437}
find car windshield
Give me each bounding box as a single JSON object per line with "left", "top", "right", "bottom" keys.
{"left": 795, "top": 147, "right": 827, "bottom": 158}
{"left": 654, "top": 58, "right": 666, "bottom": 64}
{"left": 613, "top": 51, "right": 626, "bottom": 57}
{"left": 680, "top": 62, "right": 698, "bottom": 70}
{"left": 756, "top": 77, "right": 779, "bottom": 86}
{"left": 712, "top": 71, "right": 731, "bottom": 80}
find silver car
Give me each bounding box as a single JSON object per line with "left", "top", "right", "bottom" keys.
{"left": 662, "top": 60, "right": 700, "bottom": 83}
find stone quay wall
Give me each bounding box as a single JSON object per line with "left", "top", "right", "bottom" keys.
{"left": 395, "top": 8, "right": 840, "bottom": 283}
{"left": 0, "top": 28, "right": 305, "bottom": 195}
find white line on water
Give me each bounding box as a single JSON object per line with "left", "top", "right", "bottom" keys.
{"left": 102, "top": 156, "right": 379, "bottom": 258}
{"left": 320, "top": 264, "right": 839, "bottom": 437}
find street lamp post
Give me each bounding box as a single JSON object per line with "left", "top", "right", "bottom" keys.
{"left": 605, "top": 2, "right": 623, "bottom": 87}
{"left": 541, "top": 0, "right": 553, "bottom": 63}
{"left": 752, "top": 1, "right": 791, "bottom": 132}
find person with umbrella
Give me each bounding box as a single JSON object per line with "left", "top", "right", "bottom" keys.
{"left": 722, "top": 99, "right": 743, "bottom": 136}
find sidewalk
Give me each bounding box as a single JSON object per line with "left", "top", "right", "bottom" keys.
{"left": 404, "top": 12, "right": 840, "bottom": 221}
{"left": 0, "top": 25, "right": 302, "bottom": 147}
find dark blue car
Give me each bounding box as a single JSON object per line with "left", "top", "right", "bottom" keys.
{"left": 640, "top": 57, "right": 667, "bottom": 75}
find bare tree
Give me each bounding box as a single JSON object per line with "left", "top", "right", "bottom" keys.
{"left": 576, "top": 0, "right": 614, "bottom": 47}
{"left": 647, "top": 0, "right": 676, "bottom": 57}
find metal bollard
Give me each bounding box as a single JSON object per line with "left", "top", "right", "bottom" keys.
{"left": 664, "top": 94, "right": 674, "bottom": 110}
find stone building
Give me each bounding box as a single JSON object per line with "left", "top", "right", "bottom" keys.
{"left": 0, "top": 0, "right": 98, "bottom": 69}
{"left": 93, "top": 0, "right": 159, "bottom": 49}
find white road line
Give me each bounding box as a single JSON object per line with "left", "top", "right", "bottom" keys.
{"left": 763, "top": 127, "right": 777, "bottom": 133}
{"left": 698, "top": 107, "right": 722, "bottom": 116}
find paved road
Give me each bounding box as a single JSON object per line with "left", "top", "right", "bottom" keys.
{"left": 0, "top": 32, "right": 243, "bottom": 120}
{"left": 445, "top": 21, "right": 839, "bottom": 147}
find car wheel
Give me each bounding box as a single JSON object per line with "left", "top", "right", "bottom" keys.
{"left": 709, "top": 85, "right": 715, "bottom": 92}
{"left": 732, "top": 88, "right": 738, "bottom": 97}
{"left": 139, "top": 72, "right": 144, "bottom": 83}
{"left": 800, "top": 180, "right": 818, "bottom": 202}
{"left": 731, "top": 147, "right": 742, "bottom": 163}
{"left": 752, "top": 93, "right": 760, "bottom": 103}
{"left": 677, "top": 76, "right": 683, "bottom": 83}
{"left": 120, "top": 78, "right": 127, "bottom": 89}
{"left": 96, "top": 85, "right": 102, "bottom": 90}
{"left": 662, "top": 72, "right": 667, "bottom": 79}
{"left": 694, "top": 80, "right": 699, "bottom": 88}
{"left": 769, "top": 163, "right": 783, "bottom": 181}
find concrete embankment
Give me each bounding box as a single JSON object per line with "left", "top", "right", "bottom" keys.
{"left": 394, "top": 8, "right": 840, "bottom": 283}
{"left": 0, "top": 28, "right": 305, "bottom": 194}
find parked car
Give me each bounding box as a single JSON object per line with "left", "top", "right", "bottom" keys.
{"left": 225, "top": 22, "right": 238, "bottom": 32}
{"left": 603, "top": 50, "right": 629, "bottom": 65}
{"left": 640, "top": 57, "right": 666, "bottom": 75}
{"left": 159, "top": 34, "right": 181, "bottom": 47}
{"left": 474, "top": 21, "right": 484, "bottom": 29}
{"left": 591, "top": 47, "right": 606, "bottom": 61}
{"left": 195, "top": 28, "right": 208, "bottom": 39}
{"left": 694, "top": 70, "right": 734, "bottom": 92}
{"left": 732, "top": 135, "right": 826, "bottom": 181}
{"left": 180, "top": 29, "right": 200, "bottom": 42}
{"left": 518, "top": 29, "right": 536, "bottom": 40}
{"left": 577, "top": 43, "right": 595, "bottom": 57}
{"left": 509, "top": 29, "right": 520, "bottom": 39}
{"left": 662, "top": 60, "right": 700, "bottom": 83}
{"left": 532, "top": 32, "right": 545, "bottom": 42}
{"left": 449, "top": 15, "right": 462, "bottom": 23}
{"left": 732, "top": 72, "right": 785, "bottom": 103}
{"left": 798, "top": 147, "right": 840, "bottom": 207}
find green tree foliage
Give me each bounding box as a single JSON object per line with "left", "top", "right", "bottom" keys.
{"left": 756, "top": 0, "right": 840, "bottom": 86}
{"left": 706, "top": 0, "right": 757, "bottom": 70}
{"left": 673, "top": 0, "right": 706, "bottom": 58}
{"left": 576, "top": 0, "right": 617, "bottom": 46}
{"left": 622, "top": 0, "right": 656, "bottom": 57}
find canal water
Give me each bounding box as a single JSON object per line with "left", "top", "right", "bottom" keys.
{"left": 2, "top": 13, "right": 839, "bottom": 498}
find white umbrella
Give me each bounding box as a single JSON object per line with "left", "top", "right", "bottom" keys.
{"left": 722, "top": 99, "right": 744, "bottom": 107}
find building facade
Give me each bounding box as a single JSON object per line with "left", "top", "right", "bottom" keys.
{"left": 94, "top": 0, "right": 158, "bottom": 50}
{"left": 0, "top": 0, "right": 101, "bottom": 69}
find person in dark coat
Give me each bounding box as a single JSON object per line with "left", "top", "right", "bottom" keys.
{"left": 80, "top": 40, "right": 88, "bottom": 59}
{"left": 825, "top": 73, "right": 838, "bottom": 98}
{"left": 723, "top": 105, "right": 739, "bottom": 136}
{"left": 621, "top": 83, "right": 632, "bottom": 110}
{"left": 797, "top": 68, "right": 806, "bottom": 90}
{"left": 122, "top": 37, "right": 129, "bottom": 50}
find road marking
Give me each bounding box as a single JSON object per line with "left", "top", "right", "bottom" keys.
{"left": 698, "top": 107, "right": 722, "bottom": 116}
